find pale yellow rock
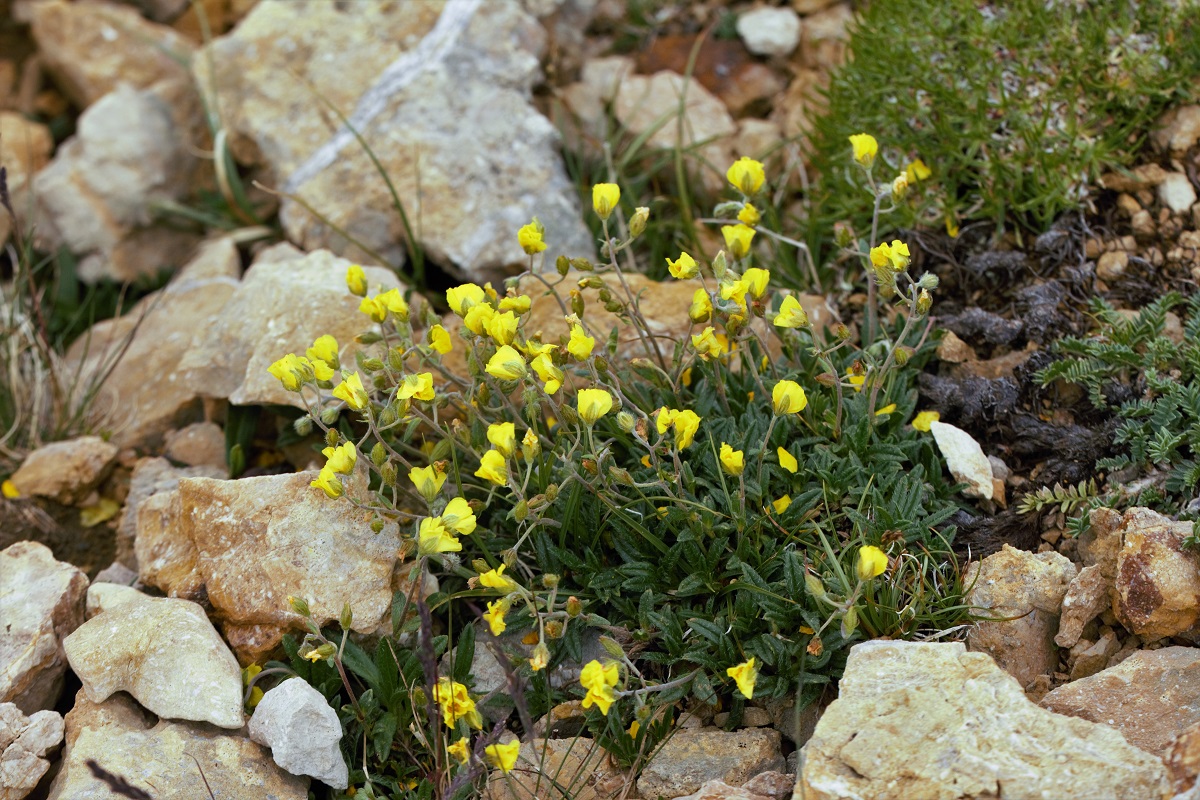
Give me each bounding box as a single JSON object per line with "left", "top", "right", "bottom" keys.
{"left": 9, "top": 436, "right": 118, "bottom": 506}
{"left": 1054, "top": 564, "right": 1110, "bottom": 648}
{"left": 484, "top": 737, "right": 626, "bottom": 800}
{"left": 928, "top": 420, "right": 993, "bottom": 499}
{"left": 0, "top": 702, "right": 63, "bottom": 800}
{"left": 637, "top": 728, "right": 784, "bottom": 799}
{"left": 162, "top": 422, "right": 226, "bottom": 470}
{"left": 0, "top": 112, "right": 53, "bottom": 244}
{"left": 1111, "top": 507, "right": 1200, "bottom": 641}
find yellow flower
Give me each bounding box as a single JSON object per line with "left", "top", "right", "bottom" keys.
{"left": 522, "top": 428, "right": 540, "bottom": 460}
{"left": 410, "top": 464, "right": 447, "bottom": 503}
{"left": 771, "top": 380, "right": 808, "bottom": 415}
{"left": 522, "top": 338, "right": 556, "bottom": 358}
{"left": 741, "top": 268, "right": 770, "bottom": 299}
{"left": 849, "top": 133, "right": 878, "bottom": 168}
{"left": 640, "top": 454, "right": 652, "bottom": 468}
{"left": 485, "top": 739, "right": 521, "bottom": 774}
{"left": 773, "top": 295, "right": 809, "bottom": 328}
{"left": 722, "top": 224, "right": 755, "bottom": 260}
{"left": 905, "top": 159, "right": 932, "bottom": 183}
{"left": 666, "top": 251, "right": 699, "bottom": 280}
{"left": 485, "top": 310, "right": 519, "bottom": 346}
{"left": 487, "top": 422, "right": 517, "bottom": 458}
{"left": 912, "top": 410, "right": 940, "bottom": 432}
{"left": 333, "top": 372, "right": 369, "bottom": 411}
{"left": 869, "top": 242, "right": 892, "bottom": 269}
{"left": 447, "top": 284, "right": 486, "bottom": 316}
{"left": 737, "top": 202, "right": 760, "bottom": 227}
{"left": 580, "top": 660, "right": 620, "bottom": 715}
{"left": 479, "top": 564, "right": 519, "bottom": 593}
{"left": 463, "top": 302, "right": 496, "bottom": 336}
{"left": 398, "top": 372, "right": 436, "bottom": 402}
{"left": 592, "top": 183, "right": 620, "bottom": 221}
{"left": 655, "top": 407, "right": 677, "bottom": 436}
{"left": 875, "top": 403, "right": 897, "bottom": 416}
{"left": 428, "top": 324, "right": 452, "bottom": 354}
{"left": 483, "top": 598, "right": 510, "bottom": 636}
{"left": 848, "top": 373, "right": 866, "bottom": 392}
{"left": 498, "top": 295, "right": 532, "bottom": 315}
{"left": 857, "top": 545, "right": 888, "bottom": 580}
{"left": 310, "top": 466, "right": 344, "bottom": 499}
{"left": 719, "top": 443, "right": 744, "bottom": 476}
{"left": 681, "top": 367, "right": 692, "bottom": 387}
{"left": 322, "top": 441, "right": 357, "bottom": 475}
{"left": 673, "top": 409, "right": 701, "bottom": 450}
{"left": 378, "top": 288, "right": 409, "bottom": 319}
{"left": 531, "top": 353, "right": 564, "bottom": 395}
{"left": 268, "top": 353, "right": 311, "bottom": 392}
{"left": 726, "top": 156, "right": 765, "bottom": 195}
{"left": 691, "top": 327, "right": 722, "bottom": 359}
{"left": 567, "top": 324, "right": 595, "bottom": 360}
{"left": 777, "top": 446, "right": 798, "bottom": 473}
{"left": 773, "top": 495, "right": 792, "bottom": 514}
{"left": 688, "top": 288, "right": 713, "bottom": 323}
{"left": 447, "top": 738, "right": 470, "bottom": 765}
{"left": 719, "top": 277, "right": 749, "bottom": 311}
{"left": 306, "top": 335, "right": 339, "bottom": 372}
{"left": 577, "top": 388, "right": 613, "bottom": 425}
{"left": 727, "top": 657, "right": 757, "bottom": 699}
{"left": 346, "top": 264, "right": 368, "bottom": 297}
{"left": 359, "top": 294, "right": 388, "bottom": 323}
{"left": 1, "top": 479, "right": 20, "bottom": 499}
{"left": 885, "top": 239, "right": 910, "bottom": 270}
{"left": 517, "top": 217, "right": 547, "bottom": 254}
{"left": 486, "top": 346, "right": 527, "bottom": 381}
{"left": 441, "top": 497, "right": 477, "bottom": 535}
{"left": 433, "top": 678, "right": 483, "bottom": 729}
{"left": 891, "top": 173, "right": 909, "bottom": 200}
{"left": 475, "top": 450, "right": 509, "bottom": 486}
{"left": 945, "top": 212, "right": 959, "bottom": 239}
{"left": 629, "top": 206, "right": 650, "bottom": 237}
{"left": 419, "top": 516, "right": 461, "bottom": 554}
{"left": 530, "top": 642, "right": 550, "bottom": 672}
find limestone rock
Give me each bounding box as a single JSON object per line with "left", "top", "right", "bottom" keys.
{"left": 1079, "top": 506, "right": 1124, "bottom": 580}
{"left": 1066, "top": 629, "right": 1120, "bottom": 681}
{"left": 1042, "top": 646, "right": 1200, "bottom": 755}
{"left": 966, "top": 544, "right": 1076, "bottom": 687}
{"left": 929, "top": 420, "right": 994, "bottom": 499}
{"left": 47, "top": 692, "right": 307, "bottom": 800}
{"left": 797, "top": 2, "right": 852, "bottom": 70}
{"left": 62, "top": 590, "right": 244, "bottom": 728}
{"left": 1159, "top": 172, "right": 1198, "bottom": 215}
{"left": 117, "top": 457, "right": 226, "bottom": 571}
{"left": 195, "top": 0, "right": 592, "bottom": 281}
{"left": 1100, "top": 163, "right": 1169, "bottom": 193}
{"left": 1055, "top": 564, "right": 1110, "bottom": 648}
{"left": 163, "top": 422, "right": 227, "bottom": 470}
{"left": 177, "top": 245, "right": 400, "bottom": 410}
{"left": 29, "top": 0, "right": 194, "bottom": 107}
{"left": 0, "top": 542, "right": 87, "bottom": 713}
{"left": 736, "top": 7, "right": 802, "bottom": 57}
{"left": 1097, "top": 250, "right": 1129, "bottom": 282}
{"left": 636, "top": 728, "right": 784, "bottom": 799}
{"left": 84, "top": 582, "right": 143, "bottom": 619}
{"left": 1111, "top": 507, "right": 1200, "bottom": 641}
{"left": 676, "top": 772, "right": 795, "bottom": 800}
{"left": 733, "top": 119, "right": 784, "bottom": 162}
{"left": 9, "top": 436, "right": 117, "bottom": 506}
{"left": 792, "top": 0, "right": 840, "bottom": 13}
{"left": 1154, "top": 104, "right": 1200, "bottom": 157}
{"left": 798, "top": 640, "right": 1169, "bottom": 800}
{"left": 249, "top": 677, "right": 346, "bottom": 789}
{"left": 772, "top": 67, "right": 828, "bottom": 144}
{"left": 32, "top": 83, "right": 201, "bottom": 283}
{"left": 1166, "top": 721, "right": 1200, "bottom": 797}
{"left": 0, "top": 703, "right": 63, "bottom": 800}
{"left": 484, "top": 737, "right": 626, "bottom": 800}
{"left": 0, "top": 113, "right": 53, "bottom": 245}
{"left": 614, "top": 71, "right": 736, "bottom": 194}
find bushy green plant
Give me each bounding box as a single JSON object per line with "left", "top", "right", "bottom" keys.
{"left": 1036, "top": 292, "right": 1200, "bottom": 526}
{"left": 263, "top": 142, "right": 969, "bottom": 798}
{"left": 803, "top": 0, "right": 1200, "bottom": 267}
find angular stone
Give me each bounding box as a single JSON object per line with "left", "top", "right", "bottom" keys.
{"left": 0, "top": 542, "right": 87, "bottom": 713}
{"left": 177, "top": 245, "right": 401, "bottom": 410}
{"left": 0, "top": 112, "right": 53, "bottom": 245}
{"left": 163, "top": 422, "right": 227, "bottom": 470}
{"left": 797, "top": 2, "right": 852, "bottom": 70}
{"left": 1066, "top": 629, "right": 1120, "bottom": 681}
{"left": 9, "top": 436, "right": 117, "bottom": 506}
{"left": 966, "top": 544, "right": 1076, "bottom": 687}
{"left": 117, "top": 457, "right": 225, "bottom": 571}
{"left": 772, "top": 68, "right": 828, "bottom": 143}
{"left": 1111, "top": 507, "right": 1200, "bottom": 641}
{"left": 63, "top": 590, "right": 244, "bottom": 728}
{"left": 1165, "top": 720, "right": 1200, "bottom": 796}
{"left": 195, "top": 0, "right": 592, "bottom": 281}
{"left": 1159, "top": 172, "right": 1198, "bottom": 215}
{"left": 249, "top": 677, "right": 347, "bottom": 789}
{"left": 675, "top": 771, "right": 795, "bottom": 800}
{"left": 736, "top": 7, "right": 802, "bottom": 57}
{"left": 484, "top": 737, "right": 625, "bottom": 800}
{"left": 85, "top": 582, "right": 143, "bottom": 619}
{"left": 32, "top": 83, "right": 201, "bottom": 283}
{"left": 0, "top": 703, "right": 63, "bottom": 800}
{"left": 47, "top": 692, "right": 307, "bottom": 800}
{"left": 29, "top": 0, "right": 194, "bottom": 107}
{"left": 1154, "top": 104, "right": 1200, "bottom": 157}
{"left": 1042, "top": 646, "right": 1200, "bottom": 755}
{"left": 1055, "top": 564, "right": 1110, "bottom": 648}
{"left": 637, "top": 728, "right": 784, "bottom": 799}
{"left": 929, "top": 420, "right": 994, "bottom": 499}
{"left": 1079, "top": 506, "right": 1124, "bottom": 580}
{"left": 798, "top": 641, "right": 1169, "bottom": 800}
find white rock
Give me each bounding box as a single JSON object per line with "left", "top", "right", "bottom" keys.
{"left": 0, "top": 542, "right": 87, "bottom": 714}
{"left": 929, "top": 420, "right": 994, "bottom": 499}
{"left": 1153, "top": 104, "right": 1200, "bottom": 157}
{"left": 0, "top": 113, "right": 53, "bottom": 246}
{"left": 1159, "top": 172, "right": 1198, "bottom": 214}
{"left": 63, "top": 591, "right": 244, "bottom": 729}
{"left": 0, "top": 703, "right": 64, "bottom": 800}
{"left": 737, "top": 7, "right": 802, "bottom": 57}
{"left": 249, "top": 678, "right": 347, "bottom": 789}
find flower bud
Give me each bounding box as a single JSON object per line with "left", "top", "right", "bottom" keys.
{"left": 542, "top": 573, "right": 559, "bottom": 589}
{"left": 355, "top": 331, "right": 382, "bottom": 345}
{"left": 430, "top": 438, "right": 452, "bottom": 462}
{"left": 894, "top": 346, "right": 914, "bottom": 366}
{"left": 530, "top": 642, "right": 551, "bottom": 671}
{"left": 599, "top": 635, "right": 625, "bottom": 659}
{"left": 377, "top": 404, "right": 398, "bottom": 428}
{"left": 804, "top": 571, "right": 826, "bottom": 599}
{"left": 916, "top": 289, "right": 933, "bottom": 316}
{"left": 544, "top": 620, "right": 564, "bottom": 639}
{"left": 608, "top": 466, "right": 633, "bottom": 485}
{"left": 381, "top": 462, "right": 397, "bottom": 486}
{"left": 320, "top": 407, "right": 341, "bottom": 426}
{"left": 521, "top": 429, "right": 540, "bottom": 460}
{"left": 815, "top": 372, "right": 838, "bottom": 388}
{"left": 629, "top": 206, "right": 650, "bottom": 238}
{"left": 556, "top": 255, "right": 570, "bottom": 276}
{"left": 582, "top": 458, "right": 598, "bottom": 476}
{"left": 288, "top": 595, "right": 311, "bottom": 616}
{"left": 339, "top": 602, "right": 353, "bottom": 630}
{"left": 605, "top": 301, "right": 623, "bottom": 313}
{"left": 570, "top": 257, "right": 594, "bottom": 272}
{"left": 370, "top": 519, "right": 385, "bottom": 533}
{"left": 512, "top": 500, "right": 528, "bottom": 522}
{"left": 314, "top": 642, "right": 338, "bottom": 660}
{"left": 917, "top": 273, "right": 940, "bottom": 291}
{"left": 371, "top": 442, "right": 387, "bottom": 467}
{"left": 325, "top": 428, "right": 340, "bottom": 448}
{"left": 836, "top": 324, "right": 851, "bottom": 340}
{"left": 559, "top": 405, "right": 579, "bottom": 426}
{"left": 598, "top": 288, "right": 613, "bottom": 303}
{"left": 293, "top": 416, "right": 314, "bottom": 437}
{"left": 545, "top": 483, "right": 559, "bottom": 503}
{"left": 617, "top": 411, "right": 635, "bottom": 432}
{"left": 834, "top": 221, "right": 855, "bottom": 249}
{"left": 362, "top": 357, "right": 385, "bottom": 373}
{"left": 565, "top": 596, "right": 582, "bottom": 617}
{"left": 711, "top": 250, "right": 728, "bottom": 281}
{"left": 570, "top": 290, "right": 585, "bottom": 318}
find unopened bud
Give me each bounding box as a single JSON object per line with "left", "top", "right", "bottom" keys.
{"left": 894, "top": 346, "right": 914, "bottom": 366}
{"left": 541, "top": 573, "right": 559, "bottom": 589}
{"left": 566, "top": 596, "right": 582, "bottom": 617}
{"left": 917, "top": 273, "right": 940, "bottom": 291}
{"left": 544, "top": 483, "right": 559, "bottom": 503}
{"left": 370, "top": 519, "right": 385, "bottom": 533}
{"left": 430, "top": 438, "right": 452, "bottom": 462}
{"left": 320, "top": 407, "right": 341, "bottom": 426}
{"left": 381, "top": 462, "right": 397, "bottom": 486}
{"left": 556, "top": 255, "right": 570, "bottom": 276}
{"left": 387, "top": 348, "right": 405, "bottom": 371}
{"left": 711, "top": 250, "right": 728, "bottom": 280}
{"left": 582, "top": 458, "right": 598, "bottom": 476}
{"left": 629, "top": 206, "right": 650, "bottom": 238}
{"left": 339, "top": 602, "right": 353, "bottom": 630}
{"left": 570, "top": 290, "right": 585, "bottom": 317}
{"left": 371, "top": 442, "right": 387, "bottom": 467}
{"left": 604, "top": 301, "right": 623, "bottom": 313}
{"left": 512, "top": 500, "right": 528, "bottom": 522}
{"left": 288, "top": 595, "right": 311, "bottom": 616}
{"left": 599, "top": 635, "right": 624, "bottom": 659}
{"left": 608, "top": 466, "right": 633, "bottom": 485}
{"left": 293, "top": 416, "right": 314, "bottom": 437}
{"left": 891, "top": 173, "right": 909, "bottom": 201}
{"left": 313, "top": 642, "right": 337, "bottom": 660}
{"left": 377, "top": 404, "right": 398, "bottom": 429}
{"left": 836, "top": 324, "right": 851, "bottom": 341}
{"left": 598, "top": 288, "right": 613, "bottom": 303}
{"left": 544, "top": 620, "right": 564, "bottom": 639}
{"left": 325, "top": 428, "right": 340, "bottom": 447}
{"left": 815, "top": 372, "right": 838, "bottom": 388}
{"left": 617, "top": 411, "right": 635, "bottom": 432}
{"left": 834, "top": 222, "right": 855, "bottom": 249}
{"left": 530, "top": 642, "right": 550, "bottom": 671}
{"left": 559, "top": 405, "right": 579, "bottom": 426}
{"left": 916, "top": 289, "right": 933, "bottom": 316}
{"left": 355, "top": 331, "right": 383, "bottom": 345}
{"left": 804, "top": 571, "right": 826, "bottom": 599}
{"left": 570, "top": 257, "right": 594, "bottom": 272}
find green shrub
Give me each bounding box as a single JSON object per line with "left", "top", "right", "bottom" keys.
{"left": 803, "top": 0, "right": 1200, "bottom": 267}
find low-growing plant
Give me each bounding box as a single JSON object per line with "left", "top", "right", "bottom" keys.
{"left": 263, "top": 138, "right": 970, "bottom": 798}
{"left": 1035, "top": 291, "right": 1200, "bottom": 529}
